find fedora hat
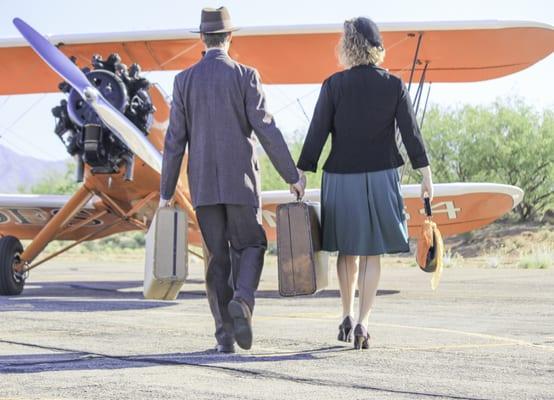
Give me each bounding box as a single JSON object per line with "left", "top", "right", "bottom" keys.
{"left": 192, "top": 7, "right": 239, "bottom": 34}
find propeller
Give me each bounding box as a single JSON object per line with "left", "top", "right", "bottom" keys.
{"left": 12, "top": 18, "right": 162, "bottom": 174}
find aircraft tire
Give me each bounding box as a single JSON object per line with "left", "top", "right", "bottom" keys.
{"left": 0, "top": 236, "right": 25, "bottom": 296}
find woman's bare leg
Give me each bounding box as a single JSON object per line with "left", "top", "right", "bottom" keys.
{"left": 336, "top": 253, "right": 358, "bottom": 319}
{"left": 357, "top": 255, "right": 381, "bottom": 328}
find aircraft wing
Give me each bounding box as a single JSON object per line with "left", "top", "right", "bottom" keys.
{"left": 0, "top": 194, "right": 136, "bottom": 240}
{"left": 260, "top": 183, "right": 524, "bottom": 239}
{"left": 0, "top": 20, "right": 552, "bottom": 95}
{"left": 0, "top": 181, "right": 524, "bottom": 244}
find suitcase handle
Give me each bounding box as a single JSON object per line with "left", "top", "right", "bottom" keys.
{"left": 424, "top": 197, "right": 432, "bottom": 217}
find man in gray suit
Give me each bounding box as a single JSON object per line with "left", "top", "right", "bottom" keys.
{"left": 159, "top": 7, "right": 305, "bottom": 353}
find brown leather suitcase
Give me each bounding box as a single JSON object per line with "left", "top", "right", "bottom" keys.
{"left": 276, "top": 201, "right": 329, "bottom": 296}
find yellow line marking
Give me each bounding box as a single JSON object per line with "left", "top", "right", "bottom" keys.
{"left": 371, "top": 322, "right": 554, "bottom": 351}
{"left": 133, "top": 310, "right": 554, "bottom": 352}
{"left": 256, "top": 312, "right": 338, "bottom": 320}
{"left": 253, "top": 313, "right": 554, "bottom": 352}
{"left": 377, "top": 343, "right": 516, "bottom": 352}
{"left": 255, "top": 343, "right": 516, "bottom": 354}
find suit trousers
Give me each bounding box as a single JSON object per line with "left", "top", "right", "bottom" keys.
{"left": 196, "top": 204, "right": 267, "bottom": 346}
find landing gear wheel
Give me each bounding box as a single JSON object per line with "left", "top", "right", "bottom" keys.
{"left": 0, "top": 236, "right": 25, "bottom": 295}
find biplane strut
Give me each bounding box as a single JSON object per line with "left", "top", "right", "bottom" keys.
{"left": 0, "top": 178, "right": 167, "bottom": 295}
{"left": 397, "top": 31, "right": 433, "bottom": 182}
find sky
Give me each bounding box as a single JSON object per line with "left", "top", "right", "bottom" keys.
{"left": 0, "top": 0, "right": 552, "bottom": 161}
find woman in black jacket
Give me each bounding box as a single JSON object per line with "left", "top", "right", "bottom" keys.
{"left": 297, "top": 17, "right": 434, "bottom": 349}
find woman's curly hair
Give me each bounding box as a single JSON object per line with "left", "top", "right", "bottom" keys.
{"left": 337, "top": 19, "right": 386, "bottom": 68}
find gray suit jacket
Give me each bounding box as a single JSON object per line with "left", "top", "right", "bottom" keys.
{"left": 160, "top": 48, "right": 299, "bottom": 208}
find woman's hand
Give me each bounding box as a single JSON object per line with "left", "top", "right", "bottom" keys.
{"left": 418, "top": 166, "right": 434, "bottom": 201}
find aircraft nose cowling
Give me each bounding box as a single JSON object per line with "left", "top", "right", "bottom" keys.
{"left": 67, "top": 69, "right": 127, "bottom": 128}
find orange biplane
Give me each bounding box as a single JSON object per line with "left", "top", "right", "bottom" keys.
{"left": 0, "top": 19, "right": 552, "bottom": 295}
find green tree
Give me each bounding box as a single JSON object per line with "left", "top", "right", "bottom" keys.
{"left": 408, "top": 99, "right": 553, "bottom": 220}
{"left": 20, "top": 161, "right": 79, "bottom": 195}
{"left": 260, "top": 140, "right": 331, "bottom": 191}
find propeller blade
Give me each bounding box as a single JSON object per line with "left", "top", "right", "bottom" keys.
{"left": 13, "top": 18, "right": 91, "bottom": 97}
{"left": 13, "top": 18, "right": 163, "bottom": 174}
{"left": 89, "top": 91, "right": 162, "bottom": 173}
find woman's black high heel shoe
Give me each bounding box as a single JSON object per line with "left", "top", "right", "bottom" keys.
{"left": 338, "top": 316, "right": 354, "bottom": 342}
{"left": 353, "top": 324, "right": 370, "bottom": 350}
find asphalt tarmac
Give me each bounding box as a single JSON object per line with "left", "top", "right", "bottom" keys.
{"left": 0, "top": 256, "right": 552, "bottom": 400}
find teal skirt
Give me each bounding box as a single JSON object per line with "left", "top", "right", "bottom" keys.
{"left": 321, "top": 169, "right": 409, "bottom": 256}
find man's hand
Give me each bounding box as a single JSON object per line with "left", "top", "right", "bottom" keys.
{"left": 158, "top": 198, "right": 170, "bottom": 209}
{"left": 290, "top": 169, "right": 307, "bottom": 200}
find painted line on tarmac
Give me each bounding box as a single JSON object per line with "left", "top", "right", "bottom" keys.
{"left": 67, "top": 307, "right": 550, "bottom": 354}
{"left": 256, "top": 312, "right": 339, "bottom": 320}
{"left": 372, "top": 322, "right": 554, "bottom": 352}
{"left": 251, "top": 312, "right": 554, "bottom": 352}
{"left": 378, "top": 342, "right": 518, "bottom": 352}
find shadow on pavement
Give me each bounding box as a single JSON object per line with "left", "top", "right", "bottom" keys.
{"left": 0, "top": 281, "right": 178, "bottom": 312}
{"left": 0, "top": 342, "right": 345, "bottom": 374}
{"left": 255, "top": 289, "right": 400, "bottom": 299}
{"left": 5, "top": 281, "right": 400, "bottom": 301}
{"left": 0, "top": 340, "right": 491, "bottom": 400}
{"left": 0, "top": 299, "right": 177, "bottom": 312}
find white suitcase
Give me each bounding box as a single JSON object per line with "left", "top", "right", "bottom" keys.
{"left": 143, "top": 207, "right": 188, "bottom": 300}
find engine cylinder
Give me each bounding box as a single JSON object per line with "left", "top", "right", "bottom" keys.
{"left": 51, "top": 53, "right": 155, "bottom": 178}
